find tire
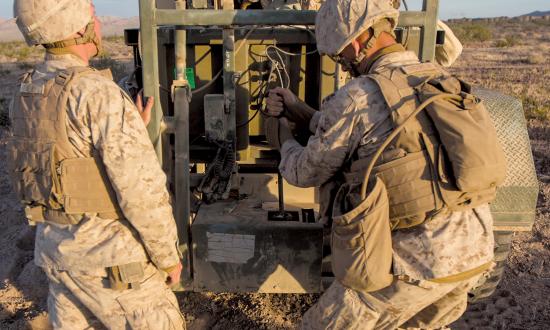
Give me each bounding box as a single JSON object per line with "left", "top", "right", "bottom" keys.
{"left": 467, "top": 231, "right": 513, "bottom": 303}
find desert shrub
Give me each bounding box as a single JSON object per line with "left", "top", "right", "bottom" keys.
{"left": 522, "top": 95, "right": 550, "bottom": 122}
{"left": 533, "top": 19, "right": 550, "bottom": 27}
{"left": 448, "top": 23, "right": 493, "bottom": 43}
{"left": 0, "top": 41, "right": 43, "bottom": 61}
{"left": 495, "top": 35, "right": 520, "bottom": 47}
{"left": 526, "top": 54, "right": 546, "bottom": 64}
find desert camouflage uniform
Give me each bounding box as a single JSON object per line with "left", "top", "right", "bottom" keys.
{"left": 20, "top": 53, "right": 184, "bottom": 329}
{"left": 279, "top": 51, "right": 495, "bottom": 329}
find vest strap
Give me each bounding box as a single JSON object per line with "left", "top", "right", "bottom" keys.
{"left": 24, "top": 205, "right": 122, "bottom": 226}
{"left": 429, "top": 261, "right": 494, "bottom": 283}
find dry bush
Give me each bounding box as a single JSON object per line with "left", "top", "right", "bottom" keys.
{"left": 526, "top": 54, "right": 546, "bottom": 64}
{"left": 522, "top": 95, "right": 550, "bottom": 121}
{"left": 448, "top": 23, "right": 493, "bottom": 43}
{"left": 494, "top": 35, "right": 520, "bottom": 47}
{"left": 0, "top": 41, "right": 44, "bottom": 61}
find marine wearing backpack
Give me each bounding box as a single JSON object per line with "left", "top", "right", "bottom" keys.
{"left": 263, "top": 0, "right": 503, "bottom": 328}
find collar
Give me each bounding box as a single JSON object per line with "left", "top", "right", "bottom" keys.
{"left": 362, "top": 44, "right": 406, "bottom": 74}
{"left": 43, "top": 53, "right": 88, "bottom": 72}
{"left": 368, "top": 48, "right": 420, "bottom": 74}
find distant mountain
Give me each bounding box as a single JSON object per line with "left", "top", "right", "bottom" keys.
{"left": 522, "top": 10, "right": 550, "bottom": 17}
{"left": 0, "top": 18, "right": 20, "bottom": 42}
{"left": 0, "top": 16, "right": 139, "bottom": 42}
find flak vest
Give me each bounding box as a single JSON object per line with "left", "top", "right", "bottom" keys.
{"left": 342, "top": 61, "right": 507, "bottom": 230}
{"left": 6, "top": 67, "right": 123, "bottom": 225}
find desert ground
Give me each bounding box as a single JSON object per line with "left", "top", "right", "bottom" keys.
{"left": 1, "top": 19, "right": 549, "bottom": 329}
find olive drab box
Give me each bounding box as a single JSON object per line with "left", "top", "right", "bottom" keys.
{"left": 352, "top": 62, "right": 507, "bottom": 229}
{"left": 6, "top": 68, "right": 122, "bottom": 225}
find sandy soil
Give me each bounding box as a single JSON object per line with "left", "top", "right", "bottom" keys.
{"left": 0, "top": 20, "right": 549, "bottom": 330}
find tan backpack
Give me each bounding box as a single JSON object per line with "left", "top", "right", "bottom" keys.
{"left": 352, "top": 62, "right": 507, "bottom": 229}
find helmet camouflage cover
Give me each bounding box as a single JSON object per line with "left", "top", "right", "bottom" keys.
{"left": 14, "top": 0, "right": 92, "bottom": 46}
{"left": 315, "top": 0, "right": 399, "bottom": 56}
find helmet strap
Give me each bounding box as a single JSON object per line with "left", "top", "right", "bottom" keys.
{"left": 365, "top": 19, "right": 396, "bottom": 49}
{"left": 341, "top": 19, "right": 397, "bottom": 77}
{"left": 42, "top": 20, "right": 101, "bottom": 56}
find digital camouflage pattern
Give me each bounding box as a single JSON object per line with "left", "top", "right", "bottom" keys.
{"left": 44, "top": 263, "right": 185, "bottom": 329}
{"left": 279, "top": 50, "right": 495, "bottom": 280}
{"left": 14, "top": 0, "right": 92, "bottom": 46}
{"left": 301, "top": 274, "right": 482, "bottom": 330}
{"left": 315, "top": 0, "right": 400, "bottom": 56}
{"left": 25, "top": 53, "right": 180, "bottom": 272}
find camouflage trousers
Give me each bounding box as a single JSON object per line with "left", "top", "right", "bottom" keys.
{"left": 43, "top": 262, "right": 185, "bottom": 330}
{"left": 302, "top": 275, "right": 481, "bottom": 330}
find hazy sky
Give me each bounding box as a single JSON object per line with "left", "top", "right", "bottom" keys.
{"left": 1, "top": 0, "right": 549, "bottom": 19}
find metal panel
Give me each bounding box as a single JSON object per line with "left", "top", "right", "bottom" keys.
{"left": 191, "top": 199, "right": 323, "bottom": 293}
{"left": 204, "top": 94, "right": 226, "bottom": 141}
{"left": 475, "top": 89, "right": 539, "bottom": 230}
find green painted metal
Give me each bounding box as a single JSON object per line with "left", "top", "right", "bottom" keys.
{"left": 420, "top": 0, "right": 439, "bottom": 62}
{"left": 154, "top": 9, "right": 429, "bottom": 28}
{"left": 223, "top": 28, "right": 237, "bottom": 148}
{"left": 173, "top": 0, "right": 193, "bottom": 286}
{"left": 156, "top": 9, "right": 318, "bottom": 26}
{"left": 137, "top": 0, "right": 445, "bottom": 292}
{"left": 138, "top": 0, "right": 163, "bottom": 158}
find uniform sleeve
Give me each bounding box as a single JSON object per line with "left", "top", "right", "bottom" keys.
{"left": 308, "top": 111, "right": 322, "bottom": 134}
{"left": 279, "top": 90, "right": 358, "bottom": 188}
{"left": 86, "top": 82, "right": 180, "bottom": 270}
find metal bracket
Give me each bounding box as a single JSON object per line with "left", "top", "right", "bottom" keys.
{"left": 171, "top": 79, "right": 192, "bottom": 103}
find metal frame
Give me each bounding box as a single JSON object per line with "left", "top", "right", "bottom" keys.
{"left": 137, "top": 0, "right": 440, "bottom": 288}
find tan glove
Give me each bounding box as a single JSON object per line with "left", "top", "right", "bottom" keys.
{"left": 265, "top": 117, "right": 295, "bottom": 150}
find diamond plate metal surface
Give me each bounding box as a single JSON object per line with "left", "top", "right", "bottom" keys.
{"left": 475, "top": 89, "right": 538, "bottom": 227}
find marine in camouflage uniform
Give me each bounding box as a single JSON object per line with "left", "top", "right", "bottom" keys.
{"left": 9, "top": 0, "right": 184, "bottom": 329}
{"left": 265, "top": 0, "right": 495, "bottom": 328}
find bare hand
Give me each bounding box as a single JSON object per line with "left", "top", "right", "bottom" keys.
{"left": 166, "top": 262, "right": 183, "bottom": 286}
{"left": 265, "top": 87, "right": 298, "bottom": 117}
{"left": 135, "top": 93, "right": 154, "bottom": 126}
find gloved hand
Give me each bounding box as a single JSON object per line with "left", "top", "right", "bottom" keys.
{"left": 135, "top": 92, "right": 154, "bottom": 126}
{"left": 265, "top": 117, "right": 295, "bottom": 150}
{"left": 265, "top": 87, "right": 317, "bottom": 130}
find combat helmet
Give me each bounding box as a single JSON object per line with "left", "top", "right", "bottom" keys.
{"left": 315, "top": 0, "right": 399, "bottom": 57}
{"left": 14, "top": 0, "right": 100, "bottom": 52}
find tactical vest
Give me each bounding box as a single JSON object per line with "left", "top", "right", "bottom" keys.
{"left": 344, "top": 61, "right": 507, "bottom": 230}
{"left": 6, "top": 67, "right": 123, "bottom": 225}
